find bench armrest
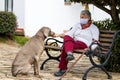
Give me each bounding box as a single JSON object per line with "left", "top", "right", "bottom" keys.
{"left": 87, "top": 41, "right": 111, "bottom": 58}
{"left": 45, "top": 37, "right": 63, "bottom": 47}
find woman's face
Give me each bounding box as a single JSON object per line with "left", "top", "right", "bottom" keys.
{"left": 80, "top": 14, "right": 90, "bottom": 24}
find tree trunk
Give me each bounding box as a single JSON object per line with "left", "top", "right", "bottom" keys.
{"left": 110, "top": 9, "right": 120, "bottom": 23}
{"left": 110, "top": 0, "right": 120, "bottom": 23}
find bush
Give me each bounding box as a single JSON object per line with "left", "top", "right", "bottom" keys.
{"left": 0, "top": 11, "right": 17, "bottom": 38}
{"left": 94, "top": 19, "right": 120, "bottom": 72}
{"left": 93, "top": 19, "right": 119, "bottom": 30}
{"left": 99, "top": 37, "right": 120, "bottom": 72}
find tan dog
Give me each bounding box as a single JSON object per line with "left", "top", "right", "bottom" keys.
{"left": 12, "top": 27, "right": 55, "bottom": 78}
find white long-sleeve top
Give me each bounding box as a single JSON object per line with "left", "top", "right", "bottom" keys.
{"left": 65, "top": 23, "right": 99, "bottom": 48}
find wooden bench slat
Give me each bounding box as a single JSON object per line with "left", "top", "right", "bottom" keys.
{"left": 101, "top": 51, "right": 108, "bottom": 54}
{"left": 45, "top": 44, "right": 110, "bottom": 54}
{"left": 100, "top": 30, "right": 115, "bottom": 33}
{"left": 45, "top": 45, "right": 84, "bottom": 53}
{"left": 101, "top": 43, "right": 111, "bottom": 47}
{"left": 73, "top": 49, "right": 84, "bottom": 53}
{"left": 100, "top": 34, "right": 114, "bottom": 38}
{"left": 45, "top": 45, "right": 61, "bottom": 50}
{"left": 99, "top": 38, "right": 113, "bottom": 43}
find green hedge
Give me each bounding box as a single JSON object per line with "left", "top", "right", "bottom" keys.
{"left": 93, "top": 19, "right": 119, "bottom": 30}
{"left": 0, "top": 11, "right": 17, "bottom": 37}
{"left": 94, "top": 19, "right": 120, "bottom": 72}
{"left": 106, "top": 38, "right": 120, "bottom": 72}
{"left": 99, "top": 37, "right": 120, "bottom": 72}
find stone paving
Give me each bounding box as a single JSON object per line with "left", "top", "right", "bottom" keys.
{"left": 0, "top": 42, "right": 120, "bottom": 80}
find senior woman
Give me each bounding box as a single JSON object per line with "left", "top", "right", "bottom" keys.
{"left": 54, "top": 10, "right": 99, "bottom": 76}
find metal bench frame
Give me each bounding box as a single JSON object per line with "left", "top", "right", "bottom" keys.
{"left": 40, "top": 30, "right": 120, "bottom": 80}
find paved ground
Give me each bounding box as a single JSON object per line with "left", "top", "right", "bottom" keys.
{"left": 0, "top": 41, "right": 120, "bottom": 80}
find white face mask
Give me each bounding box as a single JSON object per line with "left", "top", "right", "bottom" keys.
{"left": 80, "top": 18, "right": 89, "bottom": 24}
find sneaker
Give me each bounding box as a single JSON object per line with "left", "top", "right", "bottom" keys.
{"left": 66, "top": 52, "right": 75, "bottom": 61}
{"left": 54, "top": 69, "right": 66, "bottom": 77}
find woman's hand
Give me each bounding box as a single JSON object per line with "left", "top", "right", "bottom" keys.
{"left": 59, "top": 33, "right": 65, "bottom": 38}
{"left": 63, "top": 30, "right": 69, "bottom": 33}
{"left": 52, "top": 30, "right": 69, "bottom": 38}
{"left": 92, "top": 39, "right": 99, "bottom": 43}
{"left": 52, "top": 33, "right": 65, "bottom": 38}
{"left": 52, "top": 33, "right": 60, "bottom": 37}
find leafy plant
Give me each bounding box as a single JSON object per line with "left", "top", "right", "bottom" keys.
{"left": 93, "top": 19, "right": 119, "bottom": 30}
{"left": 0, "top": 11, "right": 17, "bottom": 38}
{"left": 94, "top": 19, "right": 120, "bottom": 72}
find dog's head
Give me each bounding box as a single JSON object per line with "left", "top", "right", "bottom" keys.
{"left": 36, "top": 26, "right": 55, "bottom": 39}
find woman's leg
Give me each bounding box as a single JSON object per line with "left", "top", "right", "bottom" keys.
{"left": 55, "top": 35, "right": 88, "bottom": 76}
{"left": 59, "top": 35, "right": 74, "bottom": 70}
{"left": 74, "top": 41, "right": 88, "bottom": 49}
{"left": 58, "top": 46, "right": 68, "bottom": 70}
{"left": 59, "top": 36, "right": 88, "bottom": 70}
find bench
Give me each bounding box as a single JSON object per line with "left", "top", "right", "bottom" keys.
{"left": 15, "top": 28, "right": 25, "bottom": 36}
{"left": 40, "top": 30, "right": 120, "bottom": 80}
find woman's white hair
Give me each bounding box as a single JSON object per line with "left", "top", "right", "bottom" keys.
{"left": 81, "top": 10, "right": 91, "bottom": 19}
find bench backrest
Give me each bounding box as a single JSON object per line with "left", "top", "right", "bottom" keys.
{"left": 99, "top": 30, "right": 115, "bottom": 54}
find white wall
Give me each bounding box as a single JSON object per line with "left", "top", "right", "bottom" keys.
{"left": 0, "top": 0, "right": 5, "bottom": 11}
{"left": 24, "top": 0, "right": 111, "bottom": 37}
{"left": 25, "top": 0, "right": 83, "bottom": 37}
{"left": 13, "top": 0, "right": 25, "bottom": 28}
{"left": 0, "top": 0, "right": 111, "bottom": 37}
{"left": 11, "top": 0, "right": 110, "bottom": 37}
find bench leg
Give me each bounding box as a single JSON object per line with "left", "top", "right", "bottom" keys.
{"left": 82, "top": 66, "right": 95, "bottom": 80}
{"left": 40, "top": 58, "right": 50, "bottom": 70}
{"left": 40, "top": 55, "right": 60, "bottom": 70}
{"left": 82, "top": 66, "right": 112, "bottom": 80}
{"left": 101, "top": 66, "right": 112, "bottom": 79}
{"left": 40, "top": 48, "right": 61, "bottom": 70}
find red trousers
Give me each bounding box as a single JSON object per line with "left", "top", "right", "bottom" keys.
{"left": 59, "top": 35, "right": 88, "bottom": 70}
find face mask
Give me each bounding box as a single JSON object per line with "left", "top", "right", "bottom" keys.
{"left": 80, "top": 18, "right": 89, "bottom": 24}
